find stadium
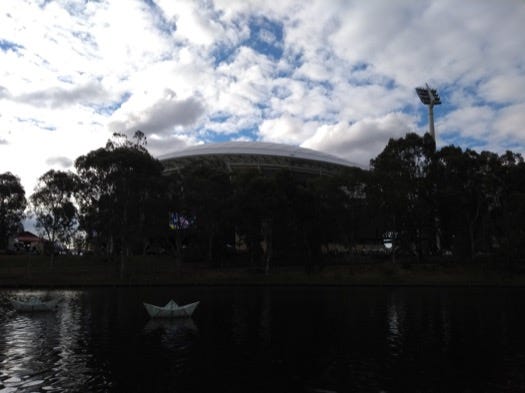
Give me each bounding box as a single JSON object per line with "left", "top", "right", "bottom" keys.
{"left": 158, "top": 141, "right": 360, "bottom": 175}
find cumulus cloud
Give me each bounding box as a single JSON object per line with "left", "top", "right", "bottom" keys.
{"left": 479, "top": 74, "right": 525, "bottom": 104}
{"left": 109, "top": 92, "right": 205, "bottom": 136}
{"left": 149, "top": 134, "right": 201, "bottom": 157}
{"left": 302, "top": 112, "right": 418, "bottom": 167}
{"left": 1, "top": 0, "right": 525, "bottom": 192}
{"left": 259, "top": 115, "right": 319, "bottom": 144}
{"left": 494, "top": 104, "right": 525, "bottom": 140}
{"left": 45, "top": 156, "right": 73, "bottom": 168}
{"left": 438, "top": 106, "right": 495, "bottom": 139}
{"left": 18, "top": 82, "right": 108, "bottom": 108}
{"left": 0, "top": 86, "right": 10, "bottom": 99}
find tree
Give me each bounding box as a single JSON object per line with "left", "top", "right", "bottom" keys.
{"left": 491, "top": 151, "right": 525, "bottom": 266}
{"left": 30, "top": 170, "right": 79, "bottom": 262}
{"left": 369, "top": 133, "right": 435, "bottom": 263}
{"left": 232, "top": 170, "right": 284, "bottom": 273}
{"left": 180, "top": 162, "right": 233, "bottom": 266}
{"left": 434, "top": 147, "right": 496, "bottom": 260}
{"left": 75, "top": 131, "right": 165, "bottom": 275}
{"left": 164, "top": 172, "right": 187, "bottom": 268}
{"left": 0, "top": 172, "right": 26, "bottom": 250}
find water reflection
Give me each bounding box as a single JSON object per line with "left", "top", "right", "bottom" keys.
{"left": 144, "top": 318, "right": 198, "bottom": 337}
{"left": 0, "top": 290, "right": 111, "bottom": 392}
{"left": 386, "top": 290, "right": 404, "bottom": 358}
{"left": 1, "top": 287, "right": 525, "bottom": 393}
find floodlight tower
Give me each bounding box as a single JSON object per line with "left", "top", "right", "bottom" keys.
{"left": 415, "top": 83, "right": 441, "bottom": 141}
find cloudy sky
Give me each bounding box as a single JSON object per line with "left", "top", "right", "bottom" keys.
{"left": 1, "top": 0, "right": 525, "bottom": 195}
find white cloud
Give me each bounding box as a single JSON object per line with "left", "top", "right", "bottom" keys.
{"left": 17, "top": 81, "right": 108, "bottom": 108}
{"left": 438, "top": 106, "right": 495, "bottom": 139}
{"left": 479, "top": 74, "right": 525, "bottom": 104}
{"left": 259, "top": 115, "right": 319, "bottom": 144}
{"left": 154, "top": 0, "right": 227, "bottom": 46}
{"left": 1, "top": 0, "right": 525, "bottom": 193}
{"left": 302, "top": 112, "right": 418, "bottom": 167}
{"left": 45, "top": 156, "right": 74, "bottom": 168}
{"left": 494, "top": 104, "right": 525, "bottom": 140}
{"left": 109, "top": 91, "right": 205, "bottom": 136}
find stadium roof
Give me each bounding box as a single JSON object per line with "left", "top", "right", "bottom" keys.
{"left": 159, "top": 141, "right": 360, "bottom": 175}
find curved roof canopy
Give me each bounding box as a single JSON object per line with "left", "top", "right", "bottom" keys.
{"left": 159, "top": 141, "right": 360, "bottom": 175}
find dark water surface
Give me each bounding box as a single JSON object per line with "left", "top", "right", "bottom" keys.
{"left": 1, "top": 286, "right": 525, "bottom": 392}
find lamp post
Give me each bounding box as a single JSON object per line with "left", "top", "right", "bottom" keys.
{"left": 415, "top": 83, "right": 441, "bottom": 141}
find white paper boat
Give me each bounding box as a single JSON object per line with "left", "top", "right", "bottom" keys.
{"left": 143, "top": 300, "right": 199, "bottom": 318}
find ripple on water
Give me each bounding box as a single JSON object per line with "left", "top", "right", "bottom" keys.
{"left": 0, "top": 290, "right": 112, "bottom": 392}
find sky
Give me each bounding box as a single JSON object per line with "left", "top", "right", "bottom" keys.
{"left": 1, "top": 0, "right": 525, "bottom": 196}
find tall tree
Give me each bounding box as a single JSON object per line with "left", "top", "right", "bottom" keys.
{"left": 180, "top": 162, "right": 233, "bottom": 266}
{"left": 0, "top": 172, "right": 26, "bottom": 250}
{"left": 434, "top": 146, "right": 495, "bottom": 260}
{"left": 30, "top": 170, "right": 79, "bottom": 261}
{"left": 75, "top": 131, "right": 164, "bottom": 274}
{"left": 492, "top": 151, "right": 525, "bottom": 265}
{"left": 370, "top": 133, "right": 435, "bottom": 263}
{"left": 232, "top": 170, "right": 284, "bottom": 273}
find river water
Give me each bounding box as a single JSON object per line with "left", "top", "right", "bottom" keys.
{"left": 0, "top": 286, "right": 524, "bottom": 392}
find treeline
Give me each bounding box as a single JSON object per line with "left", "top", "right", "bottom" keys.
{"left": 1, "top": 131, "right": 525, "bottom": 272}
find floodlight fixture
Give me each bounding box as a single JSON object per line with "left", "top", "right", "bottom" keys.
{"left": 415, "top": 83, "right": 441, "bottom": 141}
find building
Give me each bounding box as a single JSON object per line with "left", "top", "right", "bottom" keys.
{"left": 8, "top": 231, "right": 46, "bottom": 254}
{"left": 159, "top": 141, "right": 360, "bottom": 175}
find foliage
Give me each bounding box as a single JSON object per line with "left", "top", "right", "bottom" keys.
{"left": 74, "top": 131, "right": 165, "bottom": 262}
{"left": 179, "top": 162, "right": 233, "bottom": 265}
{"left": 0, "top": 172, "right": 26, "bottom": 249}
{"left": 369, "top": 133, "right": 435, "bottom": 262}
{"left": 30, "top": 170, "right": 79, "bottom": 253}
{"left": 232, "top": 169, "right": 284, "bottom": 272}
{"left": 10, "top": 128, "right": 525, "bottom": 269}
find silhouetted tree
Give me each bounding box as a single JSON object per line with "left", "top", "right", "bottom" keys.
{"left": 75, "top": 131, "right": 164, "bottom": 275}
{"left": 434, "top": 146, "right": 495, "bottom": 260}
{"left": 30, "top": 170, "right": 79, "bottom": 264}
{"left": 232, "top": 170, "right": 284, "bottom": 273}
{"left": 164, "top": 172, "right": 187, "bottom": 268}
{"left": 370, "top": 133, "right": 435, "bottom": 263}
{"left": 0, "top": 172, "right": 26, "bottom": 250}
{"left": 180, "top": 162, "right": 233, "bottom": 266}
{"left": 330, "top": 167, "right": 370, "bottom": 254}
{"left": 491, "top": 151, "right": 525, "bottom": 266}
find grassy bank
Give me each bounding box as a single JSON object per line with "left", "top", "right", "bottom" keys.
{"left": 0, "top": 254, "right": 524, "bottom": 287}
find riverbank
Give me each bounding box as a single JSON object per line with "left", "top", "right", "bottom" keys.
{"left": 1, "top": 254, "right": 525, "bottom": 287}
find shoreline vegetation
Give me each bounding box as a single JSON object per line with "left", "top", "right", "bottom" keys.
{"left": 1, "top": 255, "right": 525, "bottom": 288}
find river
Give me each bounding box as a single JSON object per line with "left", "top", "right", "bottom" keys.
{"left": 0, "top": 286, "right": 524, "bottom": 392}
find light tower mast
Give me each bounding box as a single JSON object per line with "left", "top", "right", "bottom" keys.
{"left": 415, "top": 83, "right": 441, "bottom": 141}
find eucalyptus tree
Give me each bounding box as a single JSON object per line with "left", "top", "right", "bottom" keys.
{"left": 180, "top": 162, "right": 233, "bottom": 266}
{"left": 434, "top": 146, "right": 497, "bottom": 260}
{"left": 30, "top": 169, "right": 79, "bottom": 262}
{"left": 491, "top": 151, "right": 525, "bottom": 265}
{"left": 0, "top": 172, "right": 26, "bottom": 250}
{"left": 164, "top": 171, "right": 187, "bottom": 268}
{"left": 232, "top": 170, "right": 284, "bottom": 273}
{"left": 334, "top": 167, "right": 370, "bottom": 252}
{"left": 75, "top": 131, "right": 164, "bottom": 274}
{"left": 369, "top": 133, "right": 435, "bottom": 263}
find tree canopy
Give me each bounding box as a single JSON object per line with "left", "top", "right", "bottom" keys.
{"left": 30, "top": 169, "right": 79, "bottom": 256}
{"left": 0, "top": 172, "right": 26, "bottom": 249}
{"left": 6, "top": 130, "right": 524, "bottom": 269}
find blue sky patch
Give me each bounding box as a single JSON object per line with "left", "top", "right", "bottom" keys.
{"left": 440, "top": 132, "right": 487, "bottom": 150}
{"left": 92, "top": 92, "right": 131, "bottom": 116}
{"left": 243, "top": 16, "right": 284, "bottom": 61}
{"left": 0, "top": 39, "right": 23, "bottom": 53}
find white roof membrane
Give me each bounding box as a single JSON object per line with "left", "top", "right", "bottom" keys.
{"left": 158, "top": 141, "right": 359, "bottom": 168}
